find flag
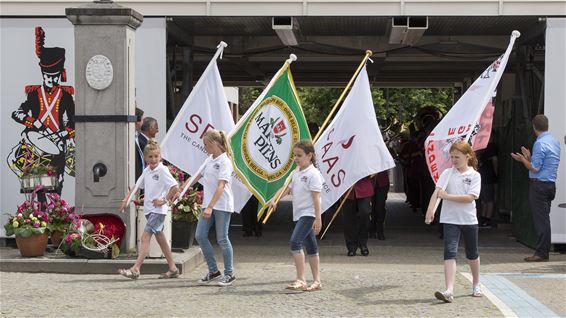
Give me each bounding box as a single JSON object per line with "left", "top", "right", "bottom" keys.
{"left": 315, "top": 66, "right": 395, "bottom": 213}
{"left": 161, "top": 43, "right": 251, "bottom": 212}
{"left": 425, "top": 32, "right": 520, "bottom": 183}
{"left": 228, "top": 58, "right": 310, "bottom": 208}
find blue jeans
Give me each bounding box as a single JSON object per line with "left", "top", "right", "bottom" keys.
{"left": 289, "top": 216, "right": 319, "bottom": 256}
{"left": 443, "top": 223, "right": 479, "bottom": 260}
{"left": 195, "top": 209, "right": 234, "bottom": 275}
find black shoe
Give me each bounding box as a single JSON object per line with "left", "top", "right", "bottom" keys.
{"left": 347, "top": 249, "right": 356, "bottom": 256}
{"left": 369, "top": 232, "right": 377, "bottom": 239}
{"left": 198, "top": 271, "right": 221, "bottom": 285}
{"left": 360, "top": 246, "right": 369, "bottom": 256}
{"left": 217, "top": 274, "right": 237, "bottom": 286}
{"left": 377, "top": 233, "right": 385, "bottom": 240}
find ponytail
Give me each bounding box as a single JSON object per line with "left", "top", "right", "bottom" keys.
{"left": 203, "top": 129, "right": 229, "bottom": 155}
{"left": 219, "top": 131, "right": 230, "bottom": 157}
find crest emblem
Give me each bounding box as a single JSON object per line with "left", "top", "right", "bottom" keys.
{"left": 241, "top": 96, "right": 300, "bottom": 181}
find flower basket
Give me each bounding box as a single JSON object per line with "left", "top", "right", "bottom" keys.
{"left": 78, "top": 246, "right": 111, "bottom": 259}
{"left": 40, "top": 175, "right": 59, "bottom": 190}
{"left": 16, "top": 232, "right": 48, "bottom": 257}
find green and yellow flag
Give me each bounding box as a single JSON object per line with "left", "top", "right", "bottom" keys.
{"left": 229, "top": 56, "right": 310, "bottom": 214}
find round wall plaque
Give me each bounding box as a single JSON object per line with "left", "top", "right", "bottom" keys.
{"left": 85, "top": 55, "right": 113, "bottom": 90}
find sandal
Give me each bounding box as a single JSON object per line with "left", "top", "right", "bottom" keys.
{"left": 118, "top": 268, "right": 140, "bottom": 280}
{"left": 285, "top": 280, "right": 307, "bottom": 290}
{"left": 158, "top": 268, "right": 180, "bottom": 279}
{"left": 303, "top": 281, "right": 322, "bottom": 292}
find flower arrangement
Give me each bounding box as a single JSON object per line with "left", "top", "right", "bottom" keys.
{"left": 168, "top": 165, "right": 186, "bottom": 184}
{"left": 4, "top": 198, "right": 49, "bottom": 237}
{"left": 172, "top": 189, "right": 203, "bottom": 222}
{"left": 166, "top": 164, "right": 202, "bottom": 222}
{"left": 45, "top": 193, "right": 80, "bottom": 233}
{"left": 22, "top": 162, "right": 56, "bottom": 177}
{"left": 60, "top": 232, "right": 81, "bottom": 255}
{"left": 60, "top": 220, "right": 120, "bottom": 259}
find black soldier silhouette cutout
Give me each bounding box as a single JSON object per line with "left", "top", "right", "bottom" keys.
{"left": 7, "top": 27, "right": 75, "bottom": 194}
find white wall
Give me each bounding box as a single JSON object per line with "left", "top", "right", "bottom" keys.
{"left": 0, "top": 17, "right": 166, "bottom": 237}
{"left": 545, "top": 18, "right": 566, "bottom": 244}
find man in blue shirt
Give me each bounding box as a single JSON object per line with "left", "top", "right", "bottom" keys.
{"left": 511, "top": 114, "right": 561, "bottom": 262}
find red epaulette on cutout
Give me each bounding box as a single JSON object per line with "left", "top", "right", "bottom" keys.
{"left": 24, "top": 85, "right": 41, "bottom": 94}
{"left": 61, "top": 86, "right": 75, "bottom": 95}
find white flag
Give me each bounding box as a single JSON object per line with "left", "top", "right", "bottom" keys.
{"left": 161, "top": 44, "right": 251, "bottom": 212}
{"left": 425, "top": 31, "right": 520, "bottom": 183}
{"left": 315, "top": 66, "right": 395, "bottom": 213}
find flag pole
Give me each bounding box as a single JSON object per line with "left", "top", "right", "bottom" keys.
{"left": 161, "top": 41, "right": 227, "bottom": 146}
{"left": 173, "top": 155, "right": 212, "bottom": 205}
{"left": 127, "top": 42, "right": 227, "bottom": 209}
{"left": 427, "top": 30, "right": 521, "bottom": 219}
{"left": 262, "top": 50, "right": 374, "bottom": 224}
{"left": 320, "top": 187, "right": 353, "bottom": 240}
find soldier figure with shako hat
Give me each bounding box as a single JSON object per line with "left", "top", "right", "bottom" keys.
{"left": 10, "top": 27, "right": 75, "bottom": 194}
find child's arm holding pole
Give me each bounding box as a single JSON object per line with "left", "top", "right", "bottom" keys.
{"left": 267, "top": 185, "right": 291, "bottom": 211}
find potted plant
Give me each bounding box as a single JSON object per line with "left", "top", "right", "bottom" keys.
{"left": 4, "top": 197, "right": 49, "bottom": 257}
{"left": 45, "top": 193, "right": 80, "bottom": 246}
{"left": 171, "top": 188, "right": 202, "bottom": 249}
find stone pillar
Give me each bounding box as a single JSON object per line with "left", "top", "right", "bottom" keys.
{"left": 66, "top": 1, "right": 143, "bottom": 250}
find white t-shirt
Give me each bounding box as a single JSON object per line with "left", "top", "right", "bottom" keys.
{"left": 289, "top": 164, "right": 323, "bottom": 221}
{"left": 137, "top": 162, "right": 178, "bottom": 215}
{"left": 437, "top": 167, "right": 481, "bottom": 225}
{"left": 199, "top": 153, "right": 234, "bottom": 213}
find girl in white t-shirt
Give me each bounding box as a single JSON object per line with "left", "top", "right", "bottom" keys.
{"left": 181, "top": 129, "right": 236, "bottom": 286}
{"left": 425, "top": 140, "right": 482, "bottom": 303}
{"left": 118, "top": 139, "right": 180, "bottom": 280}
{"left": 270, "top": 140, "right": 323, "bottom": 292}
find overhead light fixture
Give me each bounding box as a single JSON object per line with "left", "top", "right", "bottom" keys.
{"left": 403, "top": 16, "right": 428, "bottom": 46}
{"left": 388, "top": 17, "right": 408, "bottom": 44}
{"left": 388, "top": 16, "right": 428, "bottom": 46}
{"left": 272, "top": 17, "right": 299, "bottom": 46}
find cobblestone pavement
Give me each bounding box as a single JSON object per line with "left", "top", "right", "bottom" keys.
{"left": 1, "top": 193, "right": 564, "bottom": 317}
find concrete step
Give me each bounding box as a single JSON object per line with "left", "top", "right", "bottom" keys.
{"left": 0, "top": 246, "right": 203, "bottom": 275}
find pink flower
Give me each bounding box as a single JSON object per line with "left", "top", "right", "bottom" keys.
{"left": 33, "top": 222, "right": 40, "bottom": 228}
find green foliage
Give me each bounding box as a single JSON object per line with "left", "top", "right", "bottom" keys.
{"left": 240, "top": 86, "right": 453, "bottom": 138}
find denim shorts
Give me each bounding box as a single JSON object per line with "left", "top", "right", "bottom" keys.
{"left": 289, "top": 216, "right": 319, "bottom": 256}
{"left": 144, "top": 213, "right": 166, "bottom": 234}
{"left": 443, "top": 223, "right": 479, "bottom": 260}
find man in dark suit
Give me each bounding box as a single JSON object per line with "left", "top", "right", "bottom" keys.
{"left": 134, "top": 107, "right": 145, "bottom": 180}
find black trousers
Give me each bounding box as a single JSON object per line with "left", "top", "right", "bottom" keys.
{"left": 343, "top": 197, "right": 372, "bottom": 250}
{"left": 370, "top": 183, "right": 389, "bottom": 235}
{"left": 241, "top": 196, "right": 262, "bottom": 236}
{"left": 529, "top": 181, "right": 556, "bottom": 258}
